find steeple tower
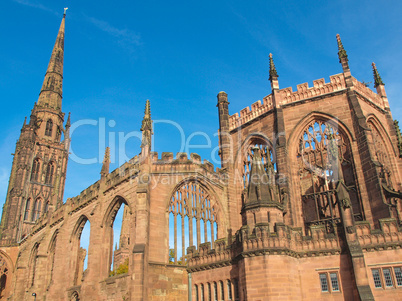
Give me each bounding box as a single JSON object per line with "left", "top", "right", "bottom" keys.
{"left": 37, "top": 13, "right": 66, "bottom": 111}
{"left": 0, "top": 12, "right": 70, "bottom": 243}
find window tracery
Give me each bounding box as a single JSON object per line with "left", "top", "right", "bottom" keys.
{"left": 169, "top": 181, "right": 219, "bottom": 264}
{"left": 297, "top": 120, "right": 362, "bottom": 233}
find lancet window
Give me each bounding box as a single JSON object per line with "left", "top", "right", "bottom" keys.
{"left": 28, "top": 244, "right": 39, "bottom": 287}
{"left": 242, "top": 139, "right": 276, "bottom": 189}
{"left": 31, "top": 158, "right": 41, "bottom": 182}
{"left": 169, "top": 181, "right": 219, "bottom": 264}
{"left": 45, "top": 162, "right": 55, "bottom": 185}
{"left": 45, "top": 119, "right": 53, "bottom": 137}
{"left": 369, "top": 121, "right": 401, "bottom": 221}
{"left": 368, "top": 122, "right": 394, "bottom": 186}
{"left": 32, "top": 198, "right": 42, "bottom": 221}
{"left": 24, "top": 199, "right": 31, "bottom": 221}
{"left": 297, "top": 120, "right": 362, "bottom": 233}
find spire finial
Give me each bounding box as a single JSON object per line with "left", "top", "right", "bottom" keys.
{"left": 269, "top": 53, "right": 278, "bottom": 81}
{"left": 64, "top": 7, "right": 68, "bottom": 16}
{"left": 66, "top": 112, "right": 71, "bottom": 128}
{"left": 23, "top": 117, "right": 27, "bottom": 127}
{"left": 336, "top": 34, "right": 348, "bottom": 63}
{"left": 37, "top": 14, "right": 66, "bottom": 111}
{"left": 141, "top": 100, "right": 153, "bottom": 149}
{"left": 101, "top": 147, "right": 110, "bottom": 177}
{"left": 372, "top": 62, "right": 384, "bottom": 87}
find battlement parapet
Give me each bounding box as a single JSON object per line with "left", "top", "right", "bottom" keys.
{"left": 352, "top": 77, "right": 385, "bottom": 109}
{"left": 229, "top": 95, "right": 274, "bottom": 131}
{"left": 356, "top": 218, "right": 402, "bottom": 249}
{"left": 228, "top": 74, "right": 347, "bottom": 131}
{"left": 187, "top": 223, "right": 342, "bottom": 271}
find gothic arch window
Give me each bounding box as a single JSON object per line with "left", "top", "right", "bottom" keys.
{"left": 28, "top": 244, "right": 39, "bottom": 288}
{"left": 31, "top": 158, "right": 41, "bottom": 182}
{"left": 368, "top": 120, "right": 401, "bottom": 221}
{"left": 45, "top": 161, "right": 55, "bottom": 185}
{"left": 47, "top": 233, "right": 57, "bottom": 287}
{"left": 368, "top": 121, "right": 394, "bottom": 186}
{"left": 297, "top": 120, "right": 362, "bottom": 233}
{"left": 24, "top": 199, "right": 31, "bottom": 221}
{"left": 32, "top": 198, "right": 42, "bottom": 221}
{"left": 45, "top": 119, "right": 53, "bottom": 136}
{"left": 103, "top": 197, "right": 130, "bottom": 277}
{"left": 169, "top": 181, "right": 219, "bottom": 264}
{"left": 44, "top": 201, "right": 49, "bottom": 214}
{"left": 0, "top": 257, "right": 9, "bottom": 298}
{"left": 71, "top": 216, "right": 91, "bottom": 286}
{"left": 242, "top": 138, "right": 276, "bottom": 189}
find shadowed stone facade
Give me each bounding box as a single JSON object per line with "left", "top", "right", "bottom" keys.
{"left": 1, "top": 14, "right": 402, "bottom": 301}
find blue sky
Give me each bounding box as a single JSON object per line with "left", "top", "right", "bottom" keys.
{"left": 1, "top": 0, "right": 401, "bottom": 258}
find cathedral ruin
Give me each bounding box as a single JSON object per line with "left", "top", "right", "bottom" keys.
{"left": 1, "top": 12, "right": 402, "bottom": 301}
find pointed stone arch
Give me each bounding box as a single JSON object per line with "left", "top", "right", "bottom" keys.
{"left": 101, "top": 195, "right": 131, "bottom": 228}
{"left": 167, "top": 177, "right": 224, "bottom": 264}
{"left": 47, "top": 229, "right": 58, "bottom": 287}
{"left": 234, "top": 133, "right": 276, "bottom": 191}
{"left": 287, "top": 112, "right": 361, "bottom": 231}
{"left": 27, "top": 242, "right": 40, "bottom": 288}
{"left": 100, "top": 195, "right": 132, "bottom": 278}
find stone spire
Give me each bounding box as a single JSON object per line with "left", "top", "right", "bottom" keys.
{"left": 372, "top": 62, "right": 384, "bottom": 88}
{"left": 269, "top": 53, "right": 279, "bottom": 91}
{"left": 336, "top": 34, "right": 351, "bottom": 72}
{"left": 37, "top": 12, "right": 66, "bottom": 111}
{"left": 372, "top": 62, "right": 389, "bottom": 108}
{"left": 101, "top": 147, "right": 110, "bottom": 177}
{"left": 336, "top": 34, "right": 348, "bottom": 63}
{"left": 140, "top": 100, "right": 153, "bottom": 149}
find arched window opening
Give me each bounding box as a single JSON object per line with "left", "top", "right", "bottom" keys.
{"left": 169, "top": 181, "right": 220, "bottom": 265}
{"left": 45, "top": 162, "right": 55, "bottom": 185}
{"left": 32, "top": 198, "right": 42, "bottom": 221}
{"left": 220, "top": 281, "right": 224, "bottom": 300}
{"left": 297, "top": 120, "right": 362, "bottom": 234}
{"left": 47, "top": 234, "right": 57, "bottom": 287}
{"left": 45, "top": 119, "right": 53, "bottom": 137}
{"left": 28, "top": 244, "right": 39, "bottom": 287}
{"left": 31, "top": 158, "right": 41, "bottom": 182}
{"left": 109, "top": 203, "right": 130, "bottom": 277}
{"left": 24, "top": 199, "right": 31, "bottom": 221}
{"left": 44, "top": 202, "right": 49, "bottom": 214}
{"left": 0, "top": 257, "right": 9, "bottom": 298}
{"left": 369, "top": 122, "right": 401, "bottom": 221}
{"left": 55, "top": 126, "right": 61, "bottom": 141}
{"left": 227, "top": 280, "right": 233, "bottom": 300}
{"left": 208, "top": 283, "right": 212, "bottom": 301}
{"left": 74, "top": 218, "right": 90, "bottom": 286}
{"left": 214, "top": 282, "right": 218, "bottom": 301}
{"left": 195, "top": 284, "right": 199, "bottom": 301}
{"left": 201, "top": 283, "right": 205, "bottom": 301}
{"left": 242, "top": 140, "right": 276, "bottom": 190}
